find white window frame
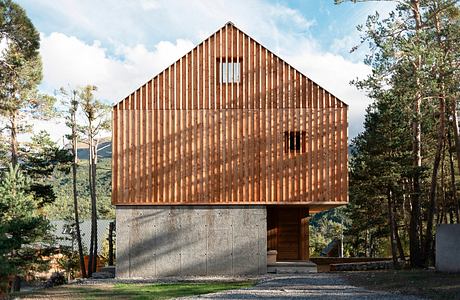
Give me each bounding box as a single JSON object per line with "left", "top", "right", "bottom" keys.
{"left": 221, "top": 60, "right": 240, "bottom": 83}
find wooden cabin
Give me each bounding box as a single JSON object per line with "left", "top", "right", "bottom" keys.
{"left": 112, "top": 22, "right": 348, "bottom": 278}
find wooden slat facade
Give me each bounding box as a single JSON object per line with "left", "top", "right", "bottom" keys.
{"left": 112, "top": 22, "right": 348, "bottom": 207}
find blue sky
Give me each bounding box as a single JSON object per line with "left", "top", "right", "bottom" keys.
{"left": 15, "top": 0, "right": 393, "bottom": 141}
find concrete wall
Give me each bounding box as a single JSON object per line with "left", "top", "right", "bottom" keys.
{"left": 116, "top": 206, "right": 267, "bottom": 278}
{"left": 436, "top": 224, "right": 460, "bottom": 272}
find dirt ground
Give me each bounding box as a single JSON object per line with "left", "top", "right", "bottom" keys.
{"left": 341, "top": 269, "right": 460, "bottom": 300}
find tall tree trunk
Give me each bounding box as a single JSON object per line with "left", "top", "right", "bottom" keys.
{"left": 393, "top": 193, "right": 406, "bottom": 261}
{"left": 388, "top": 188, "right": 399, "bottom": 268}
{"left": 395, "top": 223, "right": 406, "bottom": 262}
{"left": 87, "top": 133, "right": 99, "bottom": 276}
{"left": 450, "top": 98, "right": 460, "bottom": 176}
{"left": 71, "top": 98, "right": 86, "bottom": 278}
{"left": 441, "top": 144, "right": 447, "bottom": 224}
{"left": 10, "top": 112, "right": 18, "bottom": 167}
{"left": 410, "top": 85, "right": 423, "bottom": 267}
{"left": 424, "top": 95, "right": 445, "bottom": 265}
{"left": 449, "top": 118, "right": 460, "bottom": 223}
{"left": 409, "top": 0, "right": 424, "bottom": 268}
{"left": 108, "top": 221, "right": 114, "bottom": 266}
{"left": 87, "top": 130, "right": 95, "bottom": 277}
{"left": 91, "top": 141, "right": 98, "bottom": 273}
{"left": 10, "top": 111, "right": 20, "bottom": 288}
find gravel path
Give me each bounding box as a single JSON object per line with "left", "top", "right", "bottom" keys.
{"left": 180, "top": 273, "right": 422, "bottom": 299}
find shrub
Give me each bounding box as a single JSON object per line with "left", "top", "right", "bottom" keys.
{"left": 44, "top": 272, "right": 66, "bottom": 288}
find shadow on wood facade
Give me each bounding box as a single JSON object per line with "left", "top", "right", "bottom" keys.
{"left": 112, "top": 22, "right": 348, "bottom": 207}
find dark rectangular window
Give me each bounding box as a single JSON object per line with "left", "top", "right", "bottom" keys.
{"left": 285, "top": 131, "right": 306, "bottom": 153}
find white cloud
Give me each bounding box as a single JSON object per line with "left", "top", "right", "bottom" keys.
{"left": 268, "top": 4, "right": 316, "bottom": 30}
{"left": 35, "top": 32, "right": 194, "bottom": 143}
{"left": 139, "top": 0, "right": 160, "bottom": 11}
{"left": 40, "top": 32, "right": 194, "bottom": 104}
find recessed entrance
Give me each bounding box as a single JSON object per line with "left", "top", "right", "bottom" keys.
{"left": 267, "top": 207, "right": 309, "bottom": 261}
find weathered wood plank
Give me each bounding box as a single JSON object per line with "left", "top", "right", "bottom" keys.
{"left": 112, "top": 23, "right": 348, "bottom": 208}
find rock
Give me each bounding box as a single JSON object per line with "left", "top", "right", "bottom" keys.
{"left": 100, "top": 266, "right": 116, "bottom": 276}
{"left": 330, "top": 261, "right": 393, "bottom": 272}
{"left": 91, "top": 271, "right": 115, "bottom": 279}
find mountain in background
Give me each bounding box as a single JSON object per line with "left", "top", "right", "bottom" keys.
{"left": 73, "top": 137, "right": 112, "bottom": 160}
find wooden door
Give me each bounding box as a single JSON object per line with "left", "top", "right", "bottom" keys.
{"left": 267, "top": 207, "right": 309, "bottom": 261}
{"left": 277, "top": 208, "right": 300, "bottom": 260}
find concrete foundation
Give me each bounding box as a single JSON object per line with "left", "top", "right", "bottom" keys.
{"left": 436, "top": 224, "right": 460, "bottom": 272}
{"left": 116, "top": 206, "right": 267, "bottom": 278}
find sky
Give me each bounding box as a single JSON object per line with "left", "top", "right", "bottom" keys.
{"left": 15, "top": 0, "right": 394, "bottom": 143}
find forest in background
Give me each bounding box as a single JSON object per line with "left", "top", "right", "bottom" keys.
{"left": 310, "top": 1, "right": 460, "bottom": 265}
{"left": 342, "top": 0, "right": 460, "bottom": 268}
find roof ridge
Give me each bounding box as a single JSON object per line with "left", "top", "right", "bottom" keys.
{"left": 113, "top": 21, "right": 348, "bottom": 108}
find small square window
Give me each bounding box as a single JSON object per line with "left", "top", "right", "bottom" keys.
{"left": 220, "top": 60, "right": 240, "bottom": 83}
{"left": 285, "top": 131, "right": 306, "bottom": 153}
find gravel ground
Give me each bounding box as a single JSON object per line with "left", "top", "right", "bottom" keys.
{"left": 17, "top": 273, "right": 424, "bottom": 299}
{"left": 180, "top": 273, "right": 423, "bottom": 300}
{"left": 68, "top": 275, "right": 263, "bottom": 285}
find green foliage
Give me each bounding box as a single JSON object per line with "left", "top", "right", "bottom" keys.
{"left": 55, "top": 247, "right": 80, "bottom": 280}
{"left": 22, "top": 131, "right": 72, "bottom": 207}
{"left": 78, "top": 85, "right": 111, "bottom": 130}
{"left": 346, "top": 0, "right": 460, "bottom": 262}
{"left": 44, "top": 157, "right": 114, "bottom": 220}
{"left": 77, "top": 85, "right": 111, "bottom": 144}
{"left": 310, "top": 219, "right": 343, "bottom": 257}
{"left": 44, "top": 272, "right": 67, "bottom": 288}
{"left": 347, "top": 94, "right": 412, "bottom": 257}
{"left": 0, "top": 0, "right": 56, "bottom": 169}
{"left": 0, "top": 47, "right": 44, "bottom": 114}
{"left": 0, "top": 0, "right": 40, "bottom": 60}
{"left": 0, "top": 134, "right": 9, "bottom": 166}
{"left": 100, "top": 228, "right": 115, "bottom": 263}
{"left": 0, "top": 164, "right": 52, "bottom": 278}
{"left": 310, "top": 207, "right": 349, "bottom": 256}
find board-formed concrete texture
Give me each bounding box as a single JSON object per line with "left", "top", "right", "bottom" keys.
{"left": 116, "top": 206, "right": 267, "bottom": 278}
{"left": 436, "top": 224, "right": 460, "bottom": 272}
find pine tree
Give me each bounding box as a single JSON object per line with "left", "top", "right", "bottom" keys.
{"left": 0, "top": 0, "right": 40, "bottom": 62}
{"left": 342, "top": 0, "right": 460, "bottom": 266}
{"left": 78, "top": 85, "right": 110, "bottom": 277}
{"left": 348, "top": 93, "right": 411, "bottom": 262}
{"left": 21, "top": 131, "right": 72, "bottom": 207}
{"left": 0, "top": 165, "right": 52, "bottom": 292}
{"left": 59, "top": 87, "right": 86, "bottom": 278}
{"left": 0, "top": 0, "right": 54, "bottom": 167}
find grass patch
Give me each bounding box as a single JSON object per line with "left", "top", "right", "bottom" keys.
{"left": 343, "top": 269, "right": 460, "bottom": 299}
{"left": 112, "top": 282, "right": 253, "bottom": 300}
{"left": 13, "top": 281, "right": 254, "bottom": 300}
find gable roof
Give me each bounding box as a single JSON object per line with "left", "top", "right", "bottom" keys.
{"left": 114, "top": 21, "right": 347, "bottom": 110}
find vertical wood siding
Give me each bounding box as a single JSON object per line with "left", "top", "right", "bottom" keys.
{"left": 112, "top": 23, "right": 348, "bottom": 206}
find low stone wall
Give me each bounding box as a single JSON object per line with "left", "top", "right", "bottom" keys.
{"left": 436, "top": 224, "right": 460, "bottom": 272}
{"left": 311, "top": 257, "right": 392, "bottom": 272}
{"left": 330, "top": 261, "right": 393, "bottom": 272}
{"left": 116, "top": 206, "right": 267, "bottom": 278}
